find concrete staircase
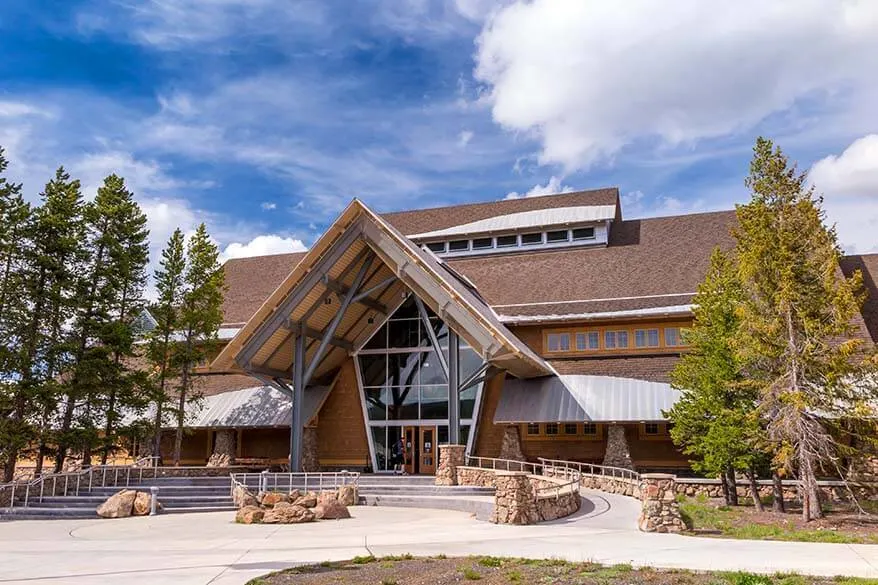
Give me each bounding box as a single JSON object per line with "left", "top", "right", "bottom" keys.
{"left": 0, "top": 476, "right": 236, "bottom": 520}
{"left": 1, "top": 474, "right": 495, "bottom": 521}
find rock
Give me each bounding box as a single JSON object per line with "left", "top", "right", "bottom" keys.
{"left": 263, "top": 503, "right": 315, "bottom": 524}
{"left": 206, "top": 452, "right": 232, "bottom": 467}
{"left": 288, "top": 489, "right": 301, "bottom": 500}
{"left": 314, "top": 499, "right": 351, "bottom": 520}
{"left": 97, "top": 489, "right": 137, "bottom": 518}
{"left": 233, "top": 485, "right": 258, "bottom": 508}
{"left": 133, "top": 491, "right": 152, "bottom": 516}
{"left": 292, "top": 493, "right": 317, "bottom": 508}
{"left": 260, "top": 491, "right": 289, "bottom": 508}
{"left": 337, "top": 485, "right": 358, "bottom": 506}
{"left": 236, "top": 505, "right": 264, "bottom": 524}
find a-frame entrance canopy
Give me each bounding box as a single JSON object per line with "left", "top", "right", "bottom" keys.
{"left": 210, "top": 199, "right": 550, "bottom": 384}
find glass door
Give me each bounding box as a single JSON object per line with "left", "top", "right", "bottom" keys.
{"left": 403, "top": 426, "right": 418, "bottom": 475}
{"left": 419, "top": 426, "right": 436, "bottom": 475}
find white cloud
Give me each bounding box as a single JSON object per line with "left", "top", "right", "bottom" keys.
{"left": 457, "top": 130, "right": 474, "bottom": 148}
{"left": 260, "top": 201, "right": 277, "bottom": 210}
{"left": 809, "top": 135, "right": 878, "bottom": 253}
{"left": 220, "top": 235, "right": 308, "bottom": 261}
{"left": 505, "top": 175, "right": 573, "bottom": 199}
{"left": 473, "top": 0, "right": 878, "bottom": 170}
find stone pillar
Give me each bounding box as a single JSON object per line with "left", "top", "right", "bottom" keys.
{"left": 602, "top": 424, "right": 634, "bottom": 470}
{"left": 435, "top": 444, "right": 466, "bottom": 486}
{"left": 207, "top": 429, "right": 236, "bottom": 467}
{"left": 302, "top": 427, "right": 319, "bottom": 472}
{"left": 638, "top": 473, "right": 684, "bottom": 533}
{"left": 498, "top": 425, "right": 526, "bottom": 461}
{"left": 491, "top": 471, "right": 539, "bottom": 525}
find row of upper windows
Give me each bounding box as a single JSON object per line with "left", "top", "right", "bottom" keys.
{"left": 423, "top": 226, "right": 597, "bottom": 256}
{"left": 545, "top": 326, "right": 687, "bottom": 354}
{"left": 521, "top": 422, "right": 670, "bottom": 440}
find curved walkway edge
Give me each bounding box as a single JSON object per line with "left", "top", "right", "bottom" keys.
{"left": 0, "top": 506, "right": 876, "bottom": 585}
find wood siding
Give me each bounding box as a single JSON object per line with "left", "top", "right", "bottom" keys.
{"left": 315, "top": 358, "right": 370, "bottom": 468}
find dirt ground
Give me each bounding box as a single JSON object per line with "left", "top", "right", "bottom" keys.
{"left": 248, "top": 556, "right": 876, "bottom": 585}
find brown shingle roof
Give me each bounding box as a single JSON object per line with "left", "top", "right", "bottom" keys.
{"left": 221, "top": 252, "right": 307, "bottom": 326}
{"left": 841, "top": 253, "right": 878, "bottom": 343}
{"left": 447, "top": 210, "right": 738, "bottom": 316}
{"left": 382, "top": 188, "right": 620, "bottom": 235}
{"left": 549, "top": 355, "right": 681, "bottom": 383}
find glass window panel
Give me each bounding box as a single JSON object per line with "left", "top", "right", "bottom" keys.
{"left": 420, "top": 385, "right": 449, "bottom": 419}
{"left": 546, "top": 230, "right": 569, "bottom": 243}
{"left": 665, "top": 327, "right": 681, "bottom": 346}
{"left": 358, "top": 355, "right": 387, "bottom": 387}
{"left": 364, "top": 388, "right": 387, "bottom": 420}
{"left": 647, "top": 329, "right": 659, "bottom": 347}
{"left": 521, "top": 232, "right": 542, "bottom": 246}
{"left": 428, "top": 317, "right": 448, "bottom": 348}
{"left": 588, "top": 331, "right": 600, "bottom": 349}
{"left": 386, "top": 387, "right": 419, "bottom": 420}
{"left": 576, "top": 332, "right": 599, "bottom": 351}
{"left": 583, "top": 423, "right": 597, "bottom": 436}
{"left": 363, "top": 323, "right": 388, "bottom": 350}
{"left": 460, "top": 382, "right": 479, "bottom": 419}
{"left": 496, "top": 234, "right": 517, "bottom": 248}
{"left": 472, "top": 237, "right": 493, "bottom": 249}
{"left": 547, "top": 333, "right": 570, "bottom": 352}
{"left": 387, "top": 426, "right": 404, "bottom": 471}
{"left": 461, "top": 424, "right": 470, "bottom": 447}
{"left": 458, "top": 346, "right": 484, "bottom": 384}
{"left": 545, "top": 423, "right": 559, "bottom": 435}
{"left": 371, "top": 427, "right": 388, "bottom": 471}
{"left": 419, "top": 351, "right": 447, "bottom": 385}
{"left": 563, "top": 423, "right": 578, "bottom": 435}
{"left": 426, "top": 242, "right": 446, "bottom": 253}
{"left": 388, "top": 318, "right": 419, "bottom": 348}
{"left": 526, "top": 423, "right": 540, "bottom": 435}
{"left": 617, "top": 331, "right": 629, "bottom": 348}
{"left": 644, "top": 423, "right": 659, "bottom": 435}
{"left": 635, "top": 329, "right": 647, "bottom": 348}
{"left": 572, "top": 227, "right": 595, "bottom": 240}
{"left": 387, "top": 352, "right": 422, "bottom": 388}
{"left": 604, "top": 331, "right": 616, "bottom": 349}
{"left": 448, "top": 239, "right": 469, "bottom": 251}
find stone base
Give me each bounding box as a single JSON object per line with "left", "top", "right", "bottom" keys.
{"left": 302, "top": 427, "right": 319, "bottom": 472}
{"left": 602, "top": 424, "right": 634, "bottom": 470}
{"left": 492, "top": 471, "right": 539, "bottom": 525}
{"left": 435, "top": 444, "right": 466, "bottom": 486}
{"left": 638, "top": 473, "right": 684, "bottom": 533}
{"left": 498, "top": 426, "right": 526, "bottom": 461}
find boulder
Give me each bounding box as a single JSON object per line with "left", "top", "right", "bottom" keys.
{"left": 337, "top": 485, "right": 358, "bottom": 506}
{"left": 292, "top": 493, "right": 317, "bottom": 508}
{"left": 236, "top": 505, "right": 265, "bottom": 524}
{"left": 314, "top": 499, "right": 351, "bottom": 520}
{"left": 233, "top": 485, "right": 258, "bottom": 508}
{"left": 97, "top": 489, "right": 137, "bottom": 518}
{"left": 133, "top": 491, "right": 152, "bottom": 516}
{"left": 260, "top": 491, "right": 289, "bottom": 508}
{"left": 263, "top": 503, "right": 315, "bottom": 524}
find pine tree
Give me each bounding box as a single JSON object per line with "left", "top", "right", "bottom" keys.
{"left": 147, "top": 229, "right": 186, "bottom": 462}
{"left": 667, "top": 249, "right": 766, "bottom": 507}
{"left": 735, "top": 137, "right": 875, "bottom": 521}
{"left": 172, "top": 224, "right": 224, "bottom": 465}
{"left": 4, "top": 168, "right": 86, "bottom": 480}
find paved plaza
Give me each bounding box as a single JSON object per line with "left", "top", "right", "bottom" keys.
{"left": 1, "top": 492, "right": 877, "bottom": 585}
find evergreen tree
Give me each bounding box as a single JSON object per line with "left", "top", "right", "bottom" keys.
{"left": 667, "top": 249, "right": 769, "bottom": 507}
{"left": 147, "top": 229, "right": 186, "bottom": 463}
{"left": 172, "top": 224, "right": 224, "bottom": 465}
{"left": 5, "top": 168, "right": 86, "bottom": 480}
{"left": 735, "top": 137, "right": 875, "bottom": 521}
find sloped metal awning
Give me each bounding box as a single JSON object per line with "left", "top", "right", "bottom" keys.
{"left": 494, "top": 375, "right": 682, "bottom": 423}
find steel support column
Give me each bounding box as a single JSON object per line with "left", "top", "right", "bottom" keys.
{"left": 448, "top": 330, "right": 460, "bottom": 444}
{"left": 290, "top": 330, "right": 306, "bottom": 472}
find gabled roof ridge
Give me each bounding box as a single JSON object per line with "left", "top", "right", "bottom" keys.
{"left": 382, "top": 187, "right": 619, "bottom": 218}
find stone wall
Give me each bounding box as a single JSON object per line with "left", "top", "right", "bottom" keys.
{"left": 674, "top": 478, "right": 878, "bottom": 503}
{"left": 302, "top": 427, "right": 319, "bottom": 472}
{"left": 491, "top": 471, "right": 540, "bottom": 525}
{"left": 498, "top": 426, "right": 526, "bottom": 461}
{"left": 602, "top": 424, "right": 634, "bottom": 469}
{"left": 435, "top": 445, "right": 466, "bottom": 486}
{"left": 457, "top": 466, "right": 497, "bottom": 488}
{"left": 578, "top": 474, "right": 641, "bottom": 498}
{"left": 638, "top": 473, "right": 685, "bottom": 533}
{"left": 531, "top": 475, "right": 581, "bottom": 521}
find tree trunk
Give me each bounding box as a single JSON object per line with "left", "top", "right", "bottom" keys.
{"left": 720, "top": 472, "right": 731, "bottom": 505}
{"left": 747, "top": 469, "right": 764, "bottom": 512}
{"left": 800, "top": 451, "right": 824, "bottom": 521}
{"left": 54, "top": 397, "right": 76, "bottom": 473}
{"left": 726, "top": 466, "right": 739, "bottom": 506}
{"left": 3, "top": 453, "right": 16, "bottom": 483}
{"left": 772, "top": 472, "right": 785, "bottom": 513}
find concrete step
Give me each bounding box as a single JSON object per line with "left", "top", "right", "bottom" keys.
{"left": 360, "top": 494, "right": 494, "bottom": 521}
{"left": 88, "top": 486, "right": 232, "bottom": 496}
{"left": 31, "top": 496, "right": 234, "bottom": 508}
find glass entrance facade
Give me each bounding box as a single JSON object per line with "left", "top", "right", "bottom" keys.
{"left": 356, "top": 296, "right": 485, "bottom": 472}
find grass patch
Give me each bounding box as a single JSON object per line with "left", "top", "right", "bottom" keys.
{"left": 722, "top": 572, "right": 774, "bottom": 585}
{"left": 350, "top": 554, "right": 376, "bottom": 565}
{"left": 506, "top": 569, "right": 522, "bottom": 582}
{"left": 477, "top": 556, "right": 504, "bottom": 568}
{"left": 462, "top": 567, "right": 482, "bottom": 580}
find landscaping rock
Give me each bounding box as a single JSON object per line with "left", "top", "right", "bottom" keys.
{"left": 260, "top": 491, "right": 289, "bottom": 507}
{"left": 132, "top": 491, "right": 152, "bottom": 516}
{"left": 97, "top": 489, "right": 137, "bottom": 518}
{"left": 236, "top": 505, "right": 264, "bottom": 524}
{"left": 314, "top": 500, "right": 351, "bottom": 520}
{"left": 337, "top": 484, "right": 358, "bottom": 506}
{"left": 262, "top": 503, "right": 315, "bottom": 524}
{"left": 292, "top": 493, "right": 317, "bottom": 508}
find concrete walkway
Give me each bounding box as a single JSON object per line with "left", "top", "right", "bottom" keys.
{"left": 0, "top": 494, "right": 876, "bottom": 584}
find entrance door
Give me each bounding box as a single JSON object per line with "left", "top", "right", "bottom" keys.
{"left": 403, "top": 426, "right": 418, "bottom": 475}
{"left": 419, "top": 426, "right": 437, "bottom": 475}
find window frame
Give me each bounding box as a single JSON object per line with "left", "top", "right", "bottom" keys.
{"left": 520, "top": 422, "right": 603, "bottom": 441}
{"left": 448, "top": 239, "right": 470, "bottom": 252}
{"left": 544, "top": 321, "right": 690, "bottom": 356}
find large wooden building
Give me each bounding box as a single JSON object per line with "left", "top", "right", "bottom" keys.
{"left": 166, "top": 189, "right": 876, "bottom": 474}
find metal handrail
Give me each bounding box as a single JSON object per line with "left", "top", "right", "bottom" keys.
{"left": 534, "top": 464, "right": 581, "bottom": 499}
{"left": 464, "top": 454, "right": 543, "bottom": 475}
{"left": 537, "top": 457, "right": 641, "bottom": 482}
{"left": 229, "top": 471, "right": 360, "bottom": 498}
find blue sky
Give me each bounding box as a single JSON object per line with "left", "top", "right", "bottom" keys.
{"left": 1, "top": 0, "right": 877, "bottom": 264}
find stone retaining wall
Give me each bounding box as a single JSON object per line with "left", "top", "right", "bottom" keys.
{"left": 457, "top": 466, "right": 497, "bottom": 488}
{"left": 639, "top": 474, "right": 685, "bottom": 533}
{"left": 674, "top": 478, "right": 878, "bottom": 503}
{"left": 530, "top": 475, "right": 581, "bottom": 521}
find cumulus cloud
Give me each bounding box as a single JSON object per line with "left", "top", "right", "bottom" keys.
{"left": 474, "top": 0, "right": 878, "bottom": 170}
{"left": 809, "top": 135, "right": 878, "bottom": 253}
{"left": 505, "top": 176, "right": 573, "bottom": 199}
{"left": 221, "top": 235, "right": 308, "bottom": 261}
